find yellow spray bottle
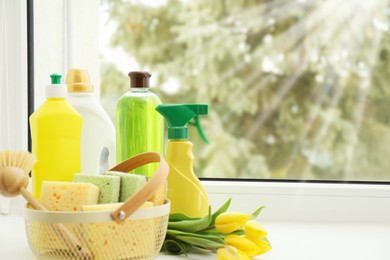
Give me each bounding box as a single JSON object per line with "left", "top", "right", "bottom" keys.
{"left": 156, "top": 104, "right": 210, "bottom": 218}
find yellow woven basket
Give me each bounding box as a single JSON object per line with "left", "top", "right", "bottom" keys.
{"left": 24, "top": 152, "right": 170, "bottom": 260}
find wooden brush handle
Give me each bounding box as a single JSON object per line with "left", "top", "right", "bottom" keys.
{"left": 20, "top": 187, "right": 46, "bottom": 210}
{"left": 21, "top": 187, "right": 94, "bottom": 259}
{"left": 110, "top": 152, "right": 169, "bottom": 224}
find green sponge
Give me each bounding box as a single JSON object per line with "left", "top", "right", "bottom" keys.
{"left": 104, "top": 171, "right": 147, "bottom": 202}
{"left": 74, "top": 174, "right": 120, "bottom": 204}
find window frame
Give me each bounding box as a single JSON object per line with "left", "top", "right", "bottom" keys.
{"left": 204, "top": 180, "right": 390, "bottom": 222}
{"left": 28, "top": 0, "right": 390, "bottom": 222}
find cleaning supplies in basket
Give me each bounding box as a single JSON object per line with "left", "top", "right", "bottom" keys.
{"left": 66, "top": 68, "right": 116, "bottom": 174}
{"left": 116, "top": 71, "right": 164, "bottom": 177}
{"left": 156, "top": 104, "right": 210, "bottom": 218}
{"left": 25, "top": 152, "right": 170, "bottom": 260}
{"left": 29, "top": 74, "right": 82, "bottom": 199}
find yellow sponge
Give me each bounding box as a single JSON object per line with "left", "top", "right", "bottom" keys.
{"left": 40, "top": 181, "right": 99, "bottom": 211}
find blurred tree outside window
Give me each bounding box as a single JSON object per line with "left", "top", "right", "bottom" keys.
{"left": 100, "top": 0, "right": 390, "bottom": 181}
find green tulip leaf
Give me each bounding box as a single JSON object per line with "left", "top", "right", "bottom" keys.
{"left": 163, "top": 238, "right": 192, "bottom": 255}
{"left": 252, "top": 206, "right": 266, "bottom": 218}
{"left": 167, "top": 229, "right": 225, "bottom": 249}
{"left": 196, "top": 227, "right": 224, "bottom": 236}
{"left": 175, "top": 234, "right": 225, "bottom": 249}
{"left": 230, "top": 229, "right": 245, "bottom": 236}
{"left": 168, "top": 207, "right": 212, "bottom": 232}
{"left": 167, "top": 229, "right": 224, "bottom": 243}
{"left": 169, "top": 213, "right": 201, "bottom": 222}
{"left": 262, "top": 236, "right": 271, "bottom": 246}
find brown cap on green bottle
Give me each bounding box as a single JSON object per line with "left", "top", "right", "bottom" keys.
{"left": 128, "top": 71, "right": 151, "bottom": 88}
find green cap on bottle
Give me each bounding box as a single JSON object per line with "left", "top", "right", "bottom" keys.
{"left": 156, "top": 104, "right": 209, "bottom": 143}
{"left": 50, "top": 74, "right": 62, "bottom": 84}
{"left": 46, "top": 74, "right": 67, "bottom": 98}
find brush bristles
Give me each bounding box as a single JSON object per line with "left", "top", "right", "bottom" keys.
{"left": 0, "top": 150, "right": 37, "bottom": 175}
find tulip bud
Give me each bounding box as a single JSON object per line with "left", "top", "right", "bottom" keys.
{"left": 215, "top": 212, "right": 252, "bottom": 234}
{"left": 224, "top": 234, "right": 259, "bottom": 257}
{"left": 244, "top": 220, "right": 268, "bottom": 239}
{"left": 217, "top": 246, "right": 250, "bottom": 260}
{"left": 244, "top": 236, "right": 272, "bottom": 255}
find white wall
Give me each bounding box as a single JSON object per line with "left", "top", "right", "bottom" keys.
{"left": 0, "top": 0, "right": 27, "bottom": 150}
{"left": 0, "top": 0, "right": 27, "bottom": 215}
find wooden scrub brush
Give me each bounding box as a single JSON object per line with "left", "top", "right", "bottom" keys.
{"left": 0, "top": 149, "right": 93, "bottom": 259}
{"left": 0, "top": 149, "right": 36, "bottom": 198}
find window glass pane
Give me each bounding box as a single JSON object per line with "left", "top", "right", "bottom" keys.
{"left": 100, "top": 0, "right": 390, "bottom": 182}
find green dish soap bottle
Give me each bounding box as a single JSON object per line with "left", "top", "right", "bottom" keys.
{"left": 116, "top": 71, "right": 164, "bottom": 177}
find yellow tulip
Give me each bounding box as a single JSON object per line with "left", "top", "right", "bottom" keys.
{"left": 244, "top": 220, "right": 268, "bottom": 239}
{"left": 217, "top": 246, "right": 250, "bottom": 260}
{"left": 224, "top": 234, "right": 259, "bottom": 257}
{"left": 215, "top": 212, "right": 252, "bottom": 234}
{"left": 237, "top": 249, "right": 251, "bottom": 260}
{"left": 245, "top": 236, "right": 272, "bottom": 255}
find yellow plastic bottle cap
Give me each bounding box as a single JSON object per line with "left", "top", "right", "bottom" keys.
{"left": 66, "top": 68, "right": 94, "bottom": 93}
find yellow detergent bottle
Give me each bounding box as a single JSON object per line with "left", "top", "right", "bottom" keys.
{"left": 156, "top": 104, "right": 210, "bottom": 218}
{"left": 29, "top": 74, "right": 82, "bottom": 198}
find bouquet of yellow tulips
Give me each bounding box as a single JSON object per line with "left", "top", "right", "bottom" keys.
{"left": 163, "top": 198, "right": 271, "bottom": 259}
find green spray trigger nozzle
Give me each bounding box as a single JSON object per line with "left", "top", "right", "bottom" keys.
{"left": 156, "top": 104, "right": 209, "bottom": 143}
{"left": 188, "top": 116, "right": 209, "bottom": 144}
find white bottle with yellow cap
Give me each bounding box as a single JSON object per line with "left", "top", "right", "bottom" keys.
{"left": 66, "top": 68, "right": 116, "bottom": 174}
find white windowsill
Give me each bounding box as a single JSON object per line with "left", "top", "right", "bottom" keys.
{"left": 1, "top": 214, "right": 390, "bottom": 260}
{"left": 1, "top": 180, "right": 390, "bottom": 259}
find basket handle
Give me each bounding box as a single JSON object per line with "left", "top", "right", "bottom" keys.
{"left": 110, "top": 152, "right": 169, "bottom": 224}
